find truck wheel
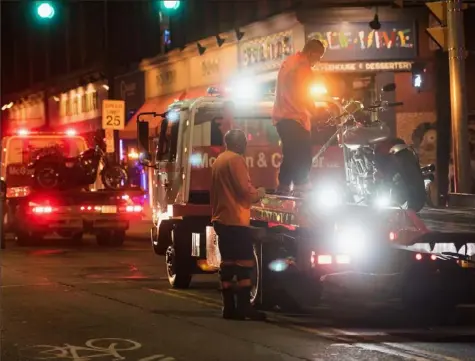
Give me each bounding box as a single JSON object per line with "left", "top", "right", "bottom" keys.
{"left": 250, "top": 246, "right": 262, "bottom": 307}
{"left": 165, "top": 245, "right": 192, "bottom": 289}
{"left": 96, "top": 230, "right": 125, "bottom": 247}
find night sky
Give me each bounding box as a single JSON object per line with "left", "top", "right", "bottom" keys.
{"left": 1, "top": 1, "right": 295, "bottom": 97}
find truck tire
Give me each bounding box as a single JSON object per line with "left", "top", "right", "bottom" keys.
{"left": 96, "top": 230, "right": 125, "bottom": 247}
{"left": 250, "top": 245, "right": 262, "bottom": 308}
{"left": 165, "top": 244, "right": 192, "bottom": 289}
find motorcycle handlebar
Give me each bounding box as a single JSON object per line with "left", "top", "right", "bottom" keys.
{"left": 387, "top": 101, "right": 404, "bottom": 107}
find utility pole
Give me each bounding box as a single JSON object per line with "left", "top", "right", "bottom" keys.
{"left": 426, "top": 0, "right": 471, "bottom": 194}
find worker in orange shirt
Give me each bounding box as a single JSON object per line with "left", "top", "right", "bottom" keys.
{"left": 272, "top": 39, "right": 326, "bottom": 195}
{"left": 211, "top": 129, "right": 267, "bottom": 321}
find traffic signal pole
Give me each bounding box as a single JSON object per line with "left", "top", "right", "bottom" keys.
{"left": 426, "top": 0, "right": 471, "bottom": 195}
{"left": 447, "top": 0, "right": 471, "bottom": 194}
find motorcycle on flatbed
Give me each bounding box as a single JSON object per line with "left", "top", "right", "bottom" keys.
{"left": 137, "top": 87, "right": 475, "bottom": 317}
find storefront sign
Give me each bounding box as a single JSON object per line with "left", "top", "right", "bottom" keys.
{"left": 145, "top": 60, "right": 188, "bottom": 98}
{"left": 189, "top": 45, "right": 238, "bottom": 88}
{"left": 114, "top": 71, "right": 145, "bottom": 122}
{"left": 238, "top": 30, "right": 294, "bottom": 73}
{"left": 306, "top": 22, "right": 417, "bottom": 62}
{"left": 314, "top": 61, "right": 412, "bottom": 72}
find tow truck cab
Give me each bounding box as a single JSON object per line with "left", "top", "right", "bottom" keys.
{"left": 139, "top": 93, "right": 475, "bottom": 311}
{"left": 2, "top": 129, "right": 144, "bottom": 246}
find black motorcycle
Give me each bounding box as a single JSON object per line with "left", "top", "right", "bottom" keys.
{"left": 314, "top": 83, "right": 432, "bottom": 212}
{"left": 28, "top": 141, "right": 129, "bottom": 191}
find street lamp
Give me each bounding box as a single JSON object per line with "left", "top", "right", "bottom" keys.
{"left": 36, "top": 2, "right": 55, "bottom": 19}
{"left": 162, "top": 1, "right": 181, "bottom": 10}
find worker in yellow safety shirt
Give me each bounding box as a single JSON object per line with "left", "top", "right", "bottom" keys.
{"left": 211, "top": 129, "right": 267, "bottom": 320}
{"left": 272, "top": 39, "right": 326, "bottom": 195}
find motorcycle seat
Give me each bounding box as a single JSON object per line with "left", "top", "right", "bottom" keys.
{"left": 343, "top": 124, "right": 391, "bottom": 147}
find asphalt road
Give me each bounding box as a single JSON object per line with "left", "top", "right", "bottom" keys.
{"left": 1, "top": 233, "right": 475, "bottom": 361}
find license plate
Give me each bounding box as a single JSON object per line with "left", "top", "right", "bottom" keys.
{"left": 101, "top": 205, "right": 117, "bottom": 214}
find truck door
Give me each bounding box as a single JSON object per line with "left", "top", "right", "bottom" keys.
{"left": 154, "top": 110, "right": 188, "bottom": 215}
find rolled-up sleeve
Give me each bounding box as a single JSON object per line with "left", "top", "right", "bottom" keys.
{"left": 228, "top": 156, "right": 260, "bottom": 204}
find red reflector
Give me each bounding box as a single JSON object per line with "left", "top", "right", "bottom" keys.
{"left": 317, "top": 255, "right": 332, "bottom": 265}
{"left": 32, "top": 206, "right": 53, "bottom": 214}
{"left": 415, "top": 253, "right": 423, "bottom": 261}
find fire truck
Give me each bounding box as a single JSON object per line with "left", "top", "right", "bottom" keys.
{"left": 1, "top": 129, "right": 144, "bottom": 246}
{"left": 137, "top": 85, "right": 475, "bottom": 314}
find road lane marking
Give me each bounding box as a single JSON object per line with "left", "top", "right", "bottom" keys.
{"left": 146, "top": 288, "right": 434, "bottom": 361}
{"left": 146, "top": 288, "right": 221, "bottom": 309}
{"left": 330, "top": 328, "right": 465, "bottom": 361}
{"left": 21, "top": 338, "right": 175, "bottom": 361}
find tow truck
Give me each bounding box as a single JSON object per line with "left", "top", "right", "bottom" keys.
{"left": 137, "top": 86, "right": 475, "bottom": 314}
{"left": 2, "top": 129, "right": 144, "bottom": 246}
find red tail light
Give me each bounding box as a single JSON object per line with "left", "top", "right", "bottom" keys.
{"left": 120, "top": 205, "right": 142, "bottom": 213}
{"left": 389, "top": 231, "right": 397, "bottom": 241}
{"left": 415, "top": 253, "right": 423, "bottom": 261}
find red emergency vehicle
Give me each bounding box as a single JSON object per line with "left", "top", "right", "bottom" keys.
{"left": 137, "top": 86, "right": 475, "bottom": 315}
{"left": 2, "top": 129, "right": 144, "bottom": 246}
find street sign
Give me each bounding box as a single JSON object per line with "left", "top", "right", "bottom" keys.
{"left": 102, "top": 99, "right": 125, "bottom": 130}
{"left": 105, "top": 128, "right": 115, "bottom": 153}
{"left": 426, "top": 1, "right": 468, "bottom": 52}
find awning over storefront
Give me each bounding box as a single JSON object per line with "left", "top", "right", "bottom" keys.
{"left": 119, "top": 86, "right": 210, "bottom": 139}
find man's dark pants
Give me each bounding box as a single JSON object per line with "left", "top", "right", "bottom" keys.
{"left": 213, "top": 222, "right": 264, "bottom": 320}
{"left": 275, "top": 119, "right": 312, "bottom": 190}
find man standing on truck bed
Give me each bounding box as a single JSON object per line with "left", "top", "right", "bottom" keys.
{"left": 211, "top": 129, "right": 267, "bottom": 321}
{"left": 272, "top": 39, "right": 326, "bottom": 195}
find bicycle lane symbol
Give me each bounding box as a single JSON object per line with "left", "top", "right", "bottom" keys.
{"left": 21, "top": 338, "right": 176, "bottom": 361}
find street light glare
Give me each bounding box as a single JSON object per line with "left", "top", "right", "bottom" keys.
{"left": 162, "top": 1, "right": 180, "bottom": 10}
{"left": 37, "top": 2, "right": 55, "bottom": 19}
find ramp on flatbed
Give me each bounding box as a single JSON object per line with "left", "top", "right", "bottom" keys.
{"left": 407, "top": 207, "right": 475, "bottom": 256}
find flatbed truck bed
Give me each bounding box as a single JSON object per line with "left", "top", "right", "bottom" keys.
{"left": 6, "top": 187, "right": 145, "bottom": 246}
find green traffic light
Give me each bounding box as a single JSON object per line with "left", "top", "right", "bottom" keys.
{"left": 161, "top": 1, "right": 180, "bottom": 10}
{"left": 36, "top": 2, "right": 55, "bottom": 19}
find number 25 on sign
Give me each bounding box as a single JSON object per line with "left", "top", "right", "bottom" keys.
{"left": 102, "top": 99, "right": 125, "bottom": 130}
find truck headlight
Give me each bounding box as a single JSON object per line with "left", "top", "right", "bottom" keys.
{"left": 335, "top": 225, "right": 367, "bottom": 254}
{"left": 312, "top": 185, "right": 343, "bottom": 208}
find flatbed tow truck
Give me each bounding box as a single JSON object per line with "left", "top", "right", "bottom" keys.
{"left": 136, "top": 88, "right": 475, "bottom": 314}
{"left": 2, "top": 130, "right": 144, "bottom": 246}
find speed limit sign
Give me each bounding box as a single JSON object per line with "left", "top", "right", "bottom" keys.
{"left": 102, "top": 99, "right": 125, "bottom": 130}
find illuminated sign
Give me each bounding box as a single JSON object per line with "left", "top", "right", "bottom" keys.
{"left": 313, "top": 61, "right": 413, "bottom": 72}
{"left": 306, "top": 22, "right": 417, "bottom": 62}
{"left": 239, "top": 30, "right": 294, "bottom": 72}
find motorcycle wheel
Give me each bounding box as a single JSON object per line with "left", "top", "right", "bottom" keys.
{"left": 101, "top": 165, "right": 129, "bottom": 190}
{"left": 392, "top": 149, "right": 426, "bottom": 212}
{"left": 34, "top": 162, "right": 60, "bottom": 190}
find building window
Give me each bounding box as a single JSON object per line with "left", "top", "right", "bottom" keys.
{"left": 82, "top": 94, "right": 88, "bottom": 112}
{"left": 92, "top": 92, "right": 98, "bottom": 110}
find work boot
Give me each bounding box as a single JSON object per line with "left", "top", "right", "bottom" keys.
{"left": 221, "top": 289, "right": 242, "bottom": 320}
{"left": 236, "top": 287, "right": 267, "bottom": 321}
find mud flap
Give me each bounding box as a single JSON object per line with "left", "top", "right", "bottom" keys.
{"left": 320, "top": 271, "right": 401, "bottom": 305}
{"left": 205, "top": 226, "right": 221, "bottom": 269}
